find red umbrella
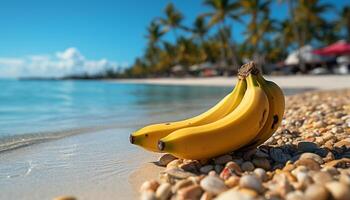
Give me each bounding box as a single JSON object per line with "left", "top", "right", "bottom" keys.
{"left": 313, "top": 40, "right": 350, "bottom": 56}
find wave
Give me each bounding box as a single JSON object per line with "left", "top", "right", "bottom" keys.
{"left": 0, "top": 122, "right": 142, "bottom": 154}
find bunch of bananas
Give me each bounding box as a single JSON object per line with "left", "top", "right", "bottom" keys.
{"left": 130, "top": 62, "right": 285, "bottom": 160}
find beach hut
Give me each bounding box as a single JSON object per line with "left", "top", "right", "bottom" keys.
{"left": 170, "top": 65, "right": 186, "bottom": 77}
{"left": 313, "top": 40, "right": 350, "bottom": 56}
{"left": 284, "top": 45, "right": 327, "bottom": 73}
{"left": 313, "top": 40, "right": 350, "bottom": 74}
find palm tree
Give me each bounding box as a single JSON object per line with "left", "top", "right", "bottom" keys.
{"left": 191, "top": 16, "right": 209, "bottom": 43}
{"left": 159, "top": 3, "right": 184, "bottom": 42}
{"left": 203, "top": 0, "right": 241, "bottom": 69}
{"left": 240, "top": 0, "right": 272, "bottom": 54}
{"left": 336, "top": 6, "right": 350, "bottom": 41}
{"left": 285, "top": 0, "right": 332, "bottom": 73}
{"left": 145, "top": 20, "right": 165, "bottom": 46}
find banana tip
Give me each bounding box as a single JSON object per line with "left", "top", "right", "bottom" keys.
{"left": 129, "top": 134, "right": 135, "bottom": 144}
{"left": 158, "top": 141, "right": 165, "bottom": 151}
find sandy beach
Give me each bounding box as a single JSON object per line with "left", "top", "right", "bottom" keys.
{"left": 112, "top": 75, "right": 350, "bottom": 90}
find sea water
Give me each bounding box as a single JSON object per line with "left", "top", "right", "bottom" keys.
{"left": 0, "top": 79, "right": 232, "bottom": 152}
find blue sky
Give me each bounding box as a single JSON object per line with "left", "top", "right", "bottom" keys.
{"left": 0, "top": 0, "right": 347, "bottom": 77}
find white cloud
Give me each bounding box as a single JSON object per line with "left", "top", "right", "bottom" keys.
{"left": 0, "top": 47, "right": 126, "bottom": 78}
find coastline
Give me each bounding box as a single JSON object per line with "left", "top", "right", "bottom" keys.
{"left": 108, "top": 75, "right": 350, "bottom": 90}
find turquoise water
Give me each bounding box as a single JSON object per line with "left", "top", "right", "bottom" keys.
{"left": 0, "top": 79, "right": 232, "bottom": 152}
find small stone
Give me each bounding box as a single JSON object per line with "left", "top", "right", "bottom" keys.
{"left": 238, "top": 188, "right": 258, "bottom": 198}
{"left": 213, "top": 155, "right": 232, "bottom": 165}
{"left": 164, "top": 168, "right": 196, "bottom": 179}
{"left": 200, "top": 165, "right": 214, "bottom": 174}
{"left": 224, "top": 175, "right": 240, "bottom": 188}
{"left": 239, "top": 175, "right": 264, "bottom": 193}
{"left": 215, "top": 189, "right": 254, "bottom": 200}
{"left": 331, "top": 127, "right": 343, "bottom": 134}
{"left": 285, "top": 190, "right": 304, "bottom": 200}
{"left": 241, "top": 161, "right": 255, "bottom": 172}
{"left": 298, "top": 141, "right": 318, "bottom": 152}
{"left": 304, "top": 184, "right": 329, "bottom": 200}
{"left": 254, "top": 168, "right": 267, "bottom": 181}
{"left": 295, "top": 158, "right": 320, "bottom": 171}
{"left": 255, "top": 149, "right": 270, "bottom": 158}
{"left": 155, "top": 183, "right": 172, "bottom": 200}
{"left": 53, "top": 196, "right": 76, "bottom": 200}
{"left": 270, "top": 148, "right": 291, "bottom": 163}
{"left": 323, "top": 151, "right": 335, "bottom": 162}
{"left": 334, "top": 140, "right": 350, "bottom": 148}
{"left": 321, "top": 166, "right": 339, "bottom": 176}
{"left": 339, "top": 173, "right": 350, "bottom": 185}
{"left": 324, "top": 158, "right": 350, "bottom": 168}
{"left": 199, "top": 192, "right": 213, "bottom": 200}
{"left": 200, "top": 175, "right": 227, "bottom": 195}
{"left": 312, "top": 171, "right": 333, "bottom": 184}
{"left": 166, "top": 159, "right": 182, "bottom": 169}
{"left": 326, "top": 181, "right": 350, "bottom": 200}
{"left": 158, "top": 154, "right": 177, "bottom": 166}
{"left": 177, "top": 185, "right": 203, "bottom": 200}
{"left": 220, "top": 162, "right": 242, "bottom": 180}
{"left": 173, "top": 179, "right": 194, "bottom": 192}
{"left": 242, "top": 148, "right": 256, "bottom": 160}
{"left": 214, "top": 165, "right": 224, "bottom": 174}
{"left": 299, "top": 152, "right": 324, "bottom": 164}
{"left": 140, "top": 191, "right": 157, "bottom": 200}
{"left": 179, "top": 160, "right": 200, "bottom": 173}
{"left": 295, "top": 171, "right": 313, "bottom": 189}
{"left": 140, "top": 180, "right": 159, "bottom": 192}
{"left": 252, "top": 157, "right": 271, "bottom": 170}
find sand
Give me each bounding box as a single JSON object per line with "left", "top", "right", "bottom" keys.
{"left": 111, "top": 75, "right": 350, "bottom": 90}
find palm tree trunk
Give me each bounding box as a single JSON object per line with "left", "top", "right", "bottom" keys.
{"left": 287, "top": 0, "right": 306, "bottom": 73}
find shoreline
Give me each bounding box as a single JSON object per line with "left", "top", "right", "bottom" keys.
{"left": 108, "top": 75, "right": 350, "bottom": 90}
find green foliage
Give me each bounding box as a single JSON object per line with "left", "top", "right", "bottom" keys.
{"left": 124, "top": 0, "right": 346, "bottom": 78}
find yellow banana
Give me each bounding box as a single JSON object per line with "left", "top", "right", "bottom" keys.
{"left": 130, "top": 78, "right": 247, "bottom": 152}
{"left": 243, "top": 72, "right": 285, "bottom": 148}
{"left": 158, "top": 74, "right": 269, "bottom": 160}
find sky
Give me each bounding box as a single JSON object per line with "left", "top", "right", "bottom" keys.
{"left": 0, "top": 0, "right": 347, "bottom": 78}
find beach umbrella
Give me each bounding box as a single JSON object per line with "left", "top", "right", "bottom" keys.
{"left": 285, "top": 45, "right": 323, "bottom": 65}
{"left": 313, "top": 40, "right": 350, "bottom": 56}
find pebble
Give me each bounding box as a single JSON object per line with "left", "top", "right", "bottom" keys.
{"left": 53, "top": 196, "right": 76, "bottom": 200}
{"left": 215, "top": 189, "right": 254, "bottom": 200}
{"left": 252, "top": 157, "right": 271, "bottom": 170}
{"left": 295, "top": 158, "right": 321, "bottom": 171}
{"left": 325, "top": 181, "right": 350, "bottom": 200}
{"left": 270, "top": 148, "right": 291, "bottom": 163}
{"left": 254, "top": 168, "right": 267, "bottom": 181}
{"left": 224, "top": 175, "right": 240, "bottom": 188}
{"left": 214, "top": 164, "right": 224, "bottom": 174}
{"left": 199, "top": 192, "right": 213, "bottom": 200}
{"left": 239, "top": 175, "right": 264, "bottom": 193}
{"left": 220, "top": 162, "right": 242, "bottom": 180}
{"left": 163, "top": 168, "right": 196, "bottom": 179}
{"left": 158, "top": 154, "right": 177, "bottom": 166}
{"left": 140, "top": 191, "right": 157, "bottom": 200}
{"left": 140, "top": 180, "right": 159, "bottom": 192}
{"left": 324, "top": 158, "right": 350, "bottom": 168}
{"left": 173, "top": 179, "right": 194, "bottom": 192}
{"left": 200, "top": 175, "right": 227, "bottom": 195}
{"left": 166, "top": 159, "right": 182, "bottom": 169}
{"left": 241, "top": 161, "right": 255, "bottom": 171}
{"left": 213, "top": 155, "right": 232, "bottom": 165}
{"left": 297, "top": 141, "right": 319, "bottom": 152}
{"left": 312, "top": 171, "right": 333, "bottom": 184}
{"left": 177, "top": 185, "right": 203, "bottom": 200}
{"left": 299, "top": 152, "right": 324, "bottom": 164}
{"left": 200, "top": 165, "right": 214, "bottom": 174}
{"left": 339, "top": 173, "right": 350, "bottom": 185}
{"left": 179, "top": 161, "right": 199, "bottom": 173}
{"left": 304, "top": 184, "right": 329, "bottom": 200}
{"left": 285, "top": 190, "right": 304, "bottom": 200}
{"left": 155, "top": 183, "right": 172, "bottom": 200}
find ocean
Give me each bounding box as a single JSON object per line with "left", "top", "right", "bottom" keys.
{"left": 0, "top": 79, "right": 232, "bottom": 152}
